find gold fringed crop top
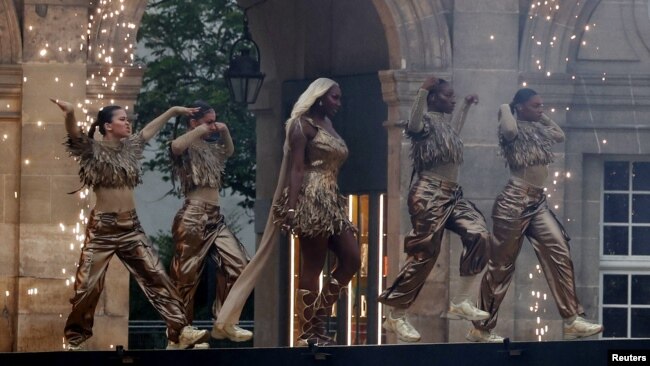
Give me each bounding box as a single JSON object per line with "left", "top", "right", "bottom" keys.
{"left": 406, "top": 112, "right": 463, "bottom": 173}
{"left": 172, "top": 139, "right": 227, "bottom": 195}
{"left": 64, "top": 131, "right": 145, "bottom": 190}
{"left": 499, "top": 121, "right": 555, "bottom": 169}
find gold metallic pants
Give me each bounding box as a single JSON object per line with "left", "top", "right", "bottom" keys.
{"left": 474, "top": 178, "right": 584, "bottom": 331}
{"left": 378, "top": 175, "right": 489, "bottom": 309}
{"left": 64, "top": 210, "right": 188, "bottom": 345}
{"left": 169, "top": 199, "right": 250, "bottom": 324}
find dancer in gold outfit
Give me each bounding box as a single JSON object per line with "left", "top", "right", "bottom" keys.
{"left": 467, "top": 88, "right": 603, "bottom": 342}
{"left": 378, "top": 76, "right": 490, "bottom": 342}
{"left": 52, "top": 99, "right": 208, "bottom": 350}
{"left": 167, "top": 101, "right": 251, "bottom": 347}
{"left": 213, "top": 78, "right": 360, "bottom": 346}
{"left": 273, "top": 78, "right": 359, "bottom": 346}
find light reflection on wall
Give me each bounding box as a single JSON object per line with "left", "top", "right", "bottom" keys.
{"left": 529, "top": 265, "right": 550, "bottom": 341}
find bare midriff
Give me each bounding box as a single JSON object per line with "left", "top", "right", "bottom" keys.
{"left": 510, "top": 164, "right": 548, "bottom": 188}
{"left": 93, "top": 187, "right": 136, "bottom": 212}
{"left": 420, "top": 162, "right": 459, "bottom": 182}
{"left": 186, "top": 186, "right": 220, "bottom": 205}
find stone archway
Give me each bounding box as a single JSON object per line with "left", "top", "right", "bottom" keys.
{"left": 87, "top": 0, "right": 148, "bottom": 65}
{"left": 372, "top": 0, "right": 452, "bottom": 70}
{"left": 519, "top": 0, "right": 602, "bottom": 73}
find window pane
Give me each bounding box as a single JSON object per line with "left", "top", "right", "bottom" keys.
{"left": 603, "top": 226, "right": 628, "bottom": 255}
{"left": 604, "top": 194, "right": 629, "bottom": 223}
{"left": 631, "top": 275, "right": 650, "bottom": 304}
{"left": 632, "top": 194, "right": 650, "bottom": 223}
{"left": 603, "top": 274, "right": 628, "bottom": 304}
{"left": 603, "top": 307, "right": 627, "bottom": 338}
{"left": 632, "top": 227, "right": 650, "bottom": 256}
{"left": 604, "top": 161, "right": 629, "bottom": 191}
{"left": 631, "top": 308, "right": 650, "bottom": 338}
{"left": 632, "top": 162, "right": 650, "bottom": 191}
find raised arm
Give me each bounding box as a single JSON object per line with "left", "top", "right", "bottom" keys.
{"left": 498, "top": 104, "right": 518, "bottom": 142}
{"left": 407, "top": 76, "right": 438, "bottom": 134}
{"left": 170, "top": 123, "right": 212, "bottom": 156}
{"left": 50, "top": 99, "right": 82, "bottom": 139}
{"left": 451, "top": 94, "right": 478, "bottom": 133}
{"left": 539, "top": 113, "right": 565, "bottom": 143}
{"left": 170, "top": 121, "right": 235, "bottom": 158}
{"left": 217, "top": 123, "right": 235, "bottom": 158}
{"left": 141, "top": 106, "right": 199, "bottom": 142}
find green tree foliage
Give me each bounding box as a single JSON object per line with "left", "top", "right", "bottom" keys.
{"left": 135, "top": 0, "right": 256, "bottom": 210}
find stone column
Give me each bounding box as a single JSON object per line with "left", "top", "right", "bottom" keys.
{"left": 17, "top": 0, "right": 94, "bottom": 351}
{"left": 250, "top": 78, "right": 285, "bottom": 347}
{"left": 0, "top": 65, "right": 22, "bottom": 352}
{"left": 14, "top": 0, "right": 144, "bottom": 351}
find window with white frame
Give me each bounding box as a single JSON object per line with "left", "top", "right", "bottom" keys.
{"left": 601, "top": 161, "right": 650, "bottom": 338}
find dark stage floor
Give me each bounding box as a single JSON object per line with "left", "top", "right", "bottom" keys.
{"left": 1, "top": 339, "right": 647, "bottom": 366}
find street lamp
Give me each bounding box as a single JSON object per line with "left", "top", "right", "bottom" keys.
{"left": 224, "top": 15, "right": 265, "bottom": 104}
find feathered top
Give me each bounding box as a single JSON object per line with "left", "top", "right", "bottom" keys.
{"left": 406, "top": 111, "right": 463, "bottom": 173}
{"left": 64, "top": 132, "right": 145, "bottom": 190}
{"left": 172, "top": 139, "right": 227, "bottom": 195}
{"left": 499, "top": 121, "right": 555, "bottom": 169}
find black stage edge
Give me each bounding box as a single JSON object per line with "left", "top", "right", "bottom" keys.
{"left": 1, "top": 339, "right": 647, "bottom": 366}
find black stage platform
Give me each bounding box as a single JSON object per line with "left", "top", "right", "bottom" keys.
{"left": 1, "top": 339, "right": 647, "bottom": 366}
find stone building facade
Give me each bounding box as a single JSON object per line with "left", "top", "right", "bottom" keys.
{"left": 244, "top": 0, "right": 650, "bottom": 346}
{"left": 1, "top": 0, "right": 649, "bottom": 352}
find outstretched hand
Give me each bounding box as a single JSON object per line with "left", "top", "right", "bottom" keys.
{"left": 50, "top": 98, "right": 74, "bottom": 114}
{"left": 465, "top": 94, "right": 479, "bottom": 105}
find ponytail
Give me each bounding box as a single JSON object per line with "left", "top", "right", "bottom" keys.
{"left": 89, "top": 105, "right": 123, "bottom": 139}
{"left": 88, "top": 120, "right": 100, "bottom": 139}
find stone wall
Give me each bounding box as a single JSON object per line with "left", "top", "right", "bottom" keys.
{"left": 0, "top": 0, "right": 146, "bottom": 352}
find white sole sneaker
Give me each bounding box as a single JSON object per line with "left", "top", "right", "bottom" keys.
{"left": 466, "top": 327, "right": 504, "bottom": 343}
{"left": 178, "top": 326, "right": 209, "bottom": 349}
{"left": 382, "top": 317, "right": 421, "bottom": 342}
{"left": 443, "top": 301, "right": 490, "bottom": 321}
{"left": 211, "top": 324, "right": 253, "bottom": 342}
{"left": 563, "top": 317, "right": 603, "bottom": 340}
